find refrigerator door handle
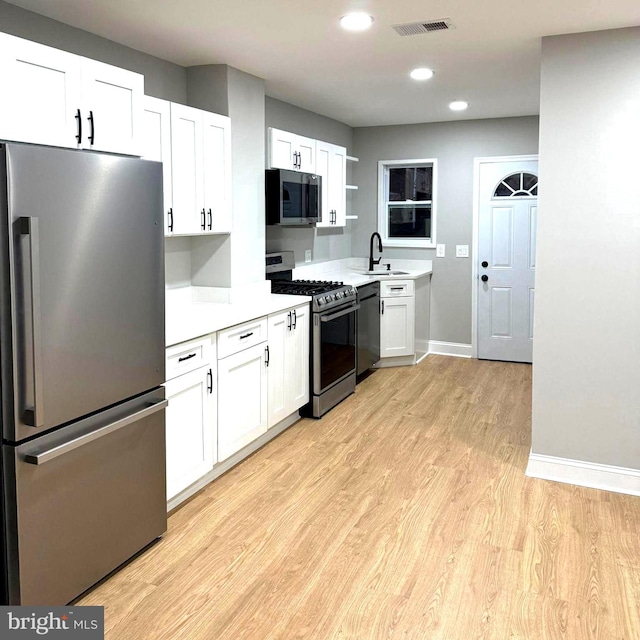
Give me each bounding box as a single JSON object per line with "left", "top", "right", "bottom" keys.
{"left": 19, "top": 217, "right": 44, "bottom": 428}
{"left": 24, "top": 399, "right": 168, "bottom": 465}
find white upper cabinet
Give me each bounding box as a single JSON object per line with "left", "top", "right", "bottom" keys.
{"left": 142, "top": 96, "right": 173, "bottom": 234}
{"left": 0, "top": 33, "right": 82, "bottom": 148}
{"left": 80, "top": 58, "right": 143, "bottom": 155}
{"left": 268, "top": 128, "right": 347, "bottom": 227}
{"left": 202, "top": 111, "right": 232, "bottom": 233}
{"left": 0, "top": 33, "right": 143, "bottom": 155}
{"left": 169, "top": 103, "right": 232, "bottom": 236}
{"left": 268, "top": 128, "right": 316, "bottom": 172}
{"left": 315, "top": 141, "right": 347, "bottom": 228}
{"left": 170, "top": 103, "right": 204, "bottom": 235}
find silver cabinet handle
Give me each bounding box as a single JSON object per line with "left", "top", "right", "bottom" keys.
{"left": 19, "top": 217, "right": 44, "bottom": 427}
{"left": 24, "top": 399, "right": 168, "bottom": 465}
{"left": 320, "top": 304, "right": 360, "bottom": 322}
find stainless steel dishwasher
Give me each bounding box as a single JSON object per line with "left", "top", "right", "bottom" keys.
{"left": 356, "top": 281, "right": 381, "bottom": 377}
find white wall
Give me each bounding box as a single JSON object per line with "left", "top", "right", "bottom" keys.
{"left": 532, "top": 27, "right": 640, "bottom": 469}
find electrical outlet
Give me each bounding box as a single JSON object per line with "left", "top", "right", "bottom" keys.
{"left": 436, "top": 244, "right": 445, "bottom": 258}
{"left": 304, "top": 249, "right": 312, "bottom": 263}
{"left": 456, "top": 245, "right": 469, "bottom": 258}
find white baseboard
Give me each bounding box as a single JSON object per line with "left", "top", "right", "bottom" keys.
{"left": 526, "top": 452, "right": 640, "bottom": 497}
{"left": 428, "top": 340, "right": 473, "bottom": 358}
{"left": 375, "top": 354, "right": 417, "bottom": 368}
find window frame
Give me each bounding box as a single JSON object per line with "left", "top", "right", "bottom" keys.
{"left": 377, "top": 158, "right": 438, "bottom": 249}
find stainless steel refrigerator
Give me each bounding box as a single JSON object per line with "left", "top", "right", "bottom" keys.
{"left": 0, "top": 143, "right": 167, "bottom": 605}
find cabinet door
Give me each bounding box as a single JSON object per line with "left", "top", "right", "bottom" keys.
{"left": 380, "top": 297, "right": 415, "bottom": 358}
{"left": 268, "top": 128, "right": 296, "bottom": 170}
{"left": 314, "top": 142, "right": 331, "bottom": 227}
{"left": 218, "top": 342, "right": 268, "bottom": 461}
{"left": 80, "top": 58, "right": 143, "bottom": 155}
{"left": 142, "top": 96, "right": 173, "bottom": 235}
{"left": 286, "top": 304, "right": 310, "bottom": 412}
{"left": 164, "top": 366, "right": 215, "bottom": 501}
{"left": 329, "top": 145, "right": 347, "bottom": 227}
{"left": 296, "top": 135, "right": 316, "bottom": 173}
{"left": 315, "top": 142, "right": 346, "bottom": 228}
{"left": 202, "top": 111, "right": 232, "bottom": 233}
{"left": 267, "top": 311, "right": 290, "bottom": 428}
{"left": 0, "top": 33, "right": 82, "bottom": 148}
{"left": 170, "top": 103, "right": 204, "bottom": 235}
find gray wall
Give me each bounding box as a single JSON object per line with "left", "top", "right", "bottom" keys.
{"left": 352, "top": 117, "right": 539, "bottom": 345}
{"left": 0, "top": 0, "right": 186, "bottom": 102}
{"left": 532, "top": 28, "right": 640, "bottom": 470}
{"left": 265, "top": 97, "right": 355, "bottom": 265}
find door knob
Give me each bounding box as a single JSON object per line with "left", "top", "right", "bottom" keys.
{"left": 481, "top": 275, "right": 489, "bottom": 282}
{"left": 481, "top": 261, "right": 488, "bottom": 268}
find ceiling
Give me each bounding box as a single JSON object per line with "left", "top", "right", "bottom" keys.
{"left": 6, "top": 0, "right": 640, "bottom": 127}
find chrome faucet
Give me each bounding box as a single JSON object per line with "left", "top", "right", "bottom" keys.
{"left": 368, "top": 232, "right": 383, "bottom": 271}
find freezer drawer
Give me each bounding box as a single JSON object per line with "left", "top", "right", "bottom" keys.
{"left": 3, "top": 389, "right": 167, "bottom": 605}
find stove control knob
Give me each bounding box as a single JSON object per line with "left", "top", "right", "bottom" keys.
{"left": 318, "top": 296, "right": 326, "bottom": 305}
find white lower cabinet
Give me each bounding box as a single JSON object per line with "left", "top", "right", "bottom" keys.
{"left": 164, "top": 364, "right": 216, "bottom": 501}
{"left": 267, "top": 304, "right": 310, "bottom": 428}
{"left": 217, "top": 341, "right": 269, "bottom": 461}
{"left": 165, "top": 303, "right": 310, "bottom": 505}
{"left": 380, "top": 281, "right": 415, "bottom": 358}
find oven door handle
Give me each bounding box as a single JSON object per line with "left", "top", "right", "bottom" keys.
{"left": 319, "top": 304, "right": 360, "bottom": 322}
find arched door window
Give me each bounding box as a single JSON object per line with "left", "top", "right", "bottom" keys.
{"left": 493, "top": 172, "right": 538, "bottom": 198}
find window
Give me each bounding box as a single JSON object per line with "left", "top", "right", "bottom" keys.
{"left": 378, "top": 159, "right": 437, "bottom": 248}
{"left": 493, "top": 171, "right": 538, "bottom": 198}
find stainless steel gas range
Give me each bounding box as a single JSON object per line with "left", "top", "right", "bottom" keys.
{"left": 267, "top": 252, "right": 358, "bottom": 417}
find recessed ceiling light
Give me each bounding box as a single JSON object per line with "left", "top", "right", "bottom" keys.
{"left": 449, "top": 100, "right": 469, "bottom": 111}
{"left": 410, "top": 67, "right": 434, "bottom": 81}
{"left": 340, "top": 13, "right": 374, "bottom": 31}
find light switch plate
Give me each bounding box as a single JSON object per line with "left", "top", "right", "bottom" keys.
{"left": 456, "top": 245, "right": 469, "bottom": 258}
{"left": 305, "top": 249, "right": 312, "bottom": 263}
{"left": 436, "top": 244, "right": 445, "bottom": 258}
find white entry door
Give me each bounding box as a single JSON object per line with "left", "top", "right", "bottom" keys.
{"left": 477, "top": 159, "right": 538, "bottom": 362}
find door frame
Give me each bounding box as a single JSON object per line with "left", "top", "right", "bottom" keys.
{"left": 471, "top": 154, "right": 539, "bottom": 358}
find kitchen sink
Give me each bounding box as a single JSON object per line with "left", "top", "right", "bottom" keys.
{"left": 365, "top": 270, "right": 409, "bottom": 276}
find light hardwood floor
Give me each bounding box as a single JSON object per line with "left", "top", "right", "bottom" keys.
{"left": 79, "top": 356, "right": 640, "bottom": 639}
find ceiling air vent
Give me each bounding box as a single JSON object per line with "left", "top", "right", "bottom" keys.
{"left": 392, "top": 19, "right": 454, "bottom": 36}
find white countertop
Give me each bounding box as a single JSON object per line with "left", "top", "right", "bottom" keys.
{"left": 166, "top": 288, "right": 311, "bottom": 347}
{"left": 166, "top": 258, "right": 432, "bottom": 347}
{"left": 292, "top": 257, "right": 433, "bottom": 288}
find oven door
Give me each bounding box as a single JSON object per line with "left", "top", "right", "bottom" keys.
{"left": 313, "top": 302, "right": 359, "bottom": 395}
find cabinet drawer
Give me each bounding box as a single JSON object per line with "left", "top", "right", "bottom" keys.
{"left": 217, "top": 317, "right": 267, "bottom": 359}
{"left": 166, "top": 336, "right": 212, "bottom": 380}
{"left": 380, "top": 280, "right": 414, "bottom": 297}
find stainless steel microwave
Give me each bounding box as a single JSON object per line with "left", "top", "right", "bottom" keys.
{"left": 265, "top": 169, "right": 321, "bottom": 225}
